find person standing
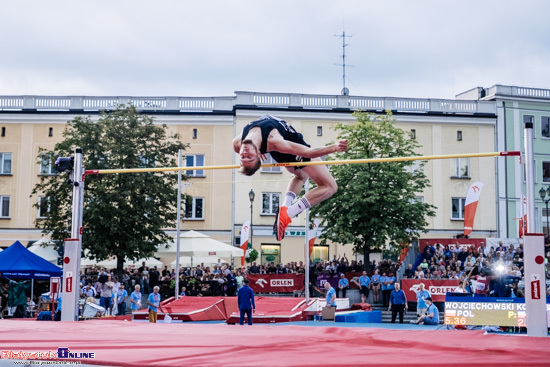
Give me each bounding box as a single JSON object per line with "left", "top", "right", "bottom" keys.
{"left": 226, "top": 270, "right": 236, "bottom": 297}
{"left": 237, "top": 279, "right": 255, "bottom": 325}
{"left": 380, "top": 272, "right": 389, "bottom": 307}
{"left": 388, "top": 283, "right": 408, "bottom": 324}
{"left": 370, "top": 269, "right": 382, "bottom": 305}
{"left": 235, "top": 270, "right": 244, "bottom": 290}
{"left": 358, "top": 270, "right": 371, "bottom": 303}
{"left": 149, "top": 266, "right": 160, "bottom": 290}
{"left": 130, "top": 284, "right": 142, "bottom": 313}
{"left": 116, "top": 284, "right": 128, "bottom": 316}
{"left": 415, "top": 283, "right": 431, "bottom": 319}
{"left": 324, "top": 281, "right": 336, "bottom": 308}
{"left": 99, "top": 274, "right": 114, "bottom": 315}
{"left": 147, "top": 286, "right": 161, "bottom": 323}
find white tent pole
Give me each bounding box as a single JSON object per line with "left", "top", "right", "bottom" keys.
{"left": 175, "top": 149, "right": 183, "bottom": 300}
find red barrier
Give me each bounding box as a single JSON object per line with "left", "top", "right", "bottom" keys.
{"left": 247, "top": 274, "right": 304, "bottom": 293}
{"left": 401, "top": 279, "right": 460, "bottom": 303}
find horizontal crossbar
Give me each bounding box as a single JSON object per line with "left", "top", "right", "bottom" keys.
{"left": 84, "top": 151, "right": 520, "bottom": 175}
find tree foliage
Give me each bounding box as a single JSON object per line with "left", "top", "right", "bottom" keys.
{"left": 310, "top": 111, "right": 436, "bottom": 270}
{"left": 32, "top": 105, "right": 188, "bottom": 272}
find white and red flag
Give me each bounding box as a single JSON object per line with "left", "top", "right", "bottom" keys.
{"left": 240, "top": 221, "right": 250, "bottom": 266}
{"left": 463, "top": 181, "right": 484, "bottom": 236}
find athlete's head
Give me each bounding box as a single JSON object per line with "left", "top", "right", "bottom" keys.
{"left": 238, "top": 139, "right": 261, "bottom": 176}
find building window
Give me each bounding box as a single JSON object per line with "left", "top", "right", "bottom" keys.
{"left": 1, "top": 127, "right": 5, "bottom": 137}
{"left": 186, "top": 155, "right": 205, "bottom": 177}
{"left": 542, "top": 116, "right": 550, "bottom": 138}
{"left": 261, "top": 153, "right": 281, "bottom": 173}
{"left": 311, "top": 244, "right": 329, "bottom": 263}
{"left": 0, "top": 153, "right": 12, "bottom": 174}
{"left": 138, "top": 155, "right": 155, "bottom": 168}
{"left": 0, "top": 196, "right": 9, "bottom": 218}
{"left": 185, "top": 197, "right": 203, "bottom": 219}
{"left": 410, "top": 129, "right": 416, "bottom": 140}
{"left": 317, "top": 126, "right": 323, "bottom": 136}
{"left": 543, "top": 162, "right": 550, "bottom": 183}
{"left": 457, "top": 131, "right": 462, "bottom": 141}
{"left": 261, "top": 245, "right": 281, "bottom": 264}
{"left": 406, "top": 160, "right": 424, "bottom": 174}
{"left": 193, "top": 129, "right": 198, "bottom": 139}
{"left": 48, "top": 127, "right": 53, "bottom": 137}
{"left": 262, "top": 192, "right": 280, "bottom": 215}
{"left": 451, "top": 158, "right": 470, "bottom": 178}
{"left": 40, "top": 154, "right": 56, "bottom": 175}
{"left": 451, "top": 198, "right": 466, "bottom": 220}
{"left": 38, "top": 196, "right": 50, "bottom": 218}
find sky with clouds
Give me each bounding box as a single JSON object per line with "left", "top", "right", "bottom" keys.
{"left": 1, "top": 0, "right": 548, "bottom": 99}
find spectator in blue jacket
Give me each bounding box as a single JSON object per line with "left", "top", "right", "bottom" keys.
{"left": 237, "top": 279, "right": 255, "bottom": 325}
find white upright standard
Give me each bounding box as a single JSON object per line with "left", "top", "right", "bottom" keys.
{"left": 61, "top": 147, "right": 84, "bottom": 321}
{"left": 523, "top": 121, "right": 548, "bottom": 337}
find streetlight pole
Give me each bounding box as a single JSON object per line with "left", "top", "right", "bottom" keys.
{"left": 249, "top": 189, "right": 255, "bottom": 251}
{"left": 539, "top": 187, "right": 550, "bottom": 240}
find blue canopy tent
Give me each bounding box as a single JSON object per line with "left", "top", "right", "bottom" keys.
{"left": 0, "top": 241, "right": 62, "bottom": 279}
{"left": 0, "top": 241, "right": 62, "bottom": 306}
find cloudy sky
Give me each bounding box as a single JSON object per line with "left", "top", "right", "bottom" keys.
{"left": 1, "top": 0, "right": 548, "bottom": 100}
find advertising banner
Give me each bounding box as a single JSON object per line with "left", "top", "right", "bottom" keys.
{"left": 402, "top": 279, "right": 460, "bottom": 303}
{"left": 247, "top": 274, "right": 304, "bottom": 293}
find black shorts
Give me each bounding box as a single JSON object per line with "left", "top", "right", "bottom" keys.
{"left": 360, "top": 285, "right": 369, "bottom": 296}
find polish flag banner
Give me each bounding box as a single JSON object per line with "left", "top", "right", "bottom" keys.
{"left": 463, "top": 181, "right": 484, "bottom": 236}
{"left": 240, "top": 221, "right": 250, "bottom": 266}
{"left": 308, "top": 218, "right": 321, "bottom": 257}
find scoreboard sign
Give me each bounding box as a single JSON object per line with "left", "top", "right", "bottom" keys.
{"left": 444, "top": 296, "right": 550, "bottom": 327}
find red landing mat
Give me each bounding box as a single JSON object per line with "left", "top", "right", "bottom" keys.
{"left": 132, "top": 296, "right": 313, "bottom": 323}
{"left": 226, "top": 296, "right": 315, "bottom": 323}
{"left": 1, "top": 320, "right": 549, "bottom": 366}
{"left": 133, "top": 296, "right": 237, "bottom": 322}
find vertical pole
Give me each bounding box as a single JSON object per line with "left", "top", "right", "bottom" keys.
{"left": 250, "top": 191, "right": 254, "bottom": 250}
{"left": 525, "top": 121, "right": 536, "bottom": 233}
{"left": 61, "top": 147, "right": 84, "bottom": 321}
{"left": 304, "top": 179, "right": 310, "bottom": 302}
{"left": 545, "top": 200, "right": 549, "bottom": 238}
{"left": 523, "top": 121, "right": 548, "bottom": 337}
{"left": 175, "top": 149, "right": 182, "bottom": 299}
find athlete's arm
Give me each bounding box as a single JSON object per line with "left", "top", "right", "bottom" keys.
{"left": 268, "top": 133, "right": 348, "bottom": 158}
{"left": 232, "top": 136, "right": 242, "bottom": 153}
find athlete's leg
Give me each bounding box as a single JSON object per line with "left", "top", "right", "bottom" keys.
{"left": 274, "top": 160, "right": 337, "bottom": 241}
{"left": 300, "top": 159, "right": 338, "bottom": 206}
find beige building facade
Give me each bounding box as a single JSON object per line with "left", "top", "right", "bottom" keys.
{"left": 0, "top": 93, "right": 497, "bottom": 266}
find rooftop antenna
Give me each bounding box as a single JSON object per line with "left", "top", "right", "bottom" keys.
{"left": 334, "top": 30, "right": 353, "bottom": 96}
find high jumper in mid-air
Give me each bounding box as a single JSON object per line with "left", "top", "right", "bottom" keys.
{"left": 233, "top": 115, "right": 348, "bottom": 241}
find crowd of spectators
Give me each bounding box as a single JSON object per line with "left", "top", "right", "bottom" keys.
{"left": 77, "top": 254, "right": 403, "bottom": 303}
{"left": 404, "top": 241, "right": 537, "bottom": 298}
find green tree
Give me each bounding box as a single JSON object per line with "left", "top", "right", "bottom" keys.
{"left": 32, "top": 105, "right": 188, "bottom": 273}
{"left": 310, "top": 111, "right": 436, "bottom": 271}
